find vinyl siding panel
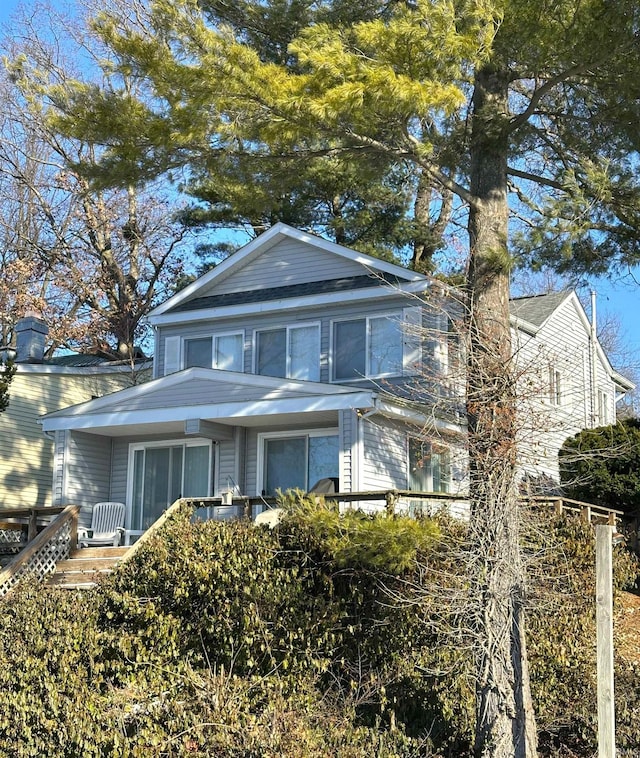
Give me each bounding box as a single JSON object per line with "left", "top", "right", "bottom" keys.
{"left": 110, "top": 439, "right": 131, "bottom": 504}
{"left": 512, "top": 294, "right": 619, "bottom": 481}
{"left": 111, "top": 378, "right": 309, "bottom": 412}
{"left": 0, "top": 369, "right": 136, "bottom": 510}
{"left": 64, "top": 432, "right": 113, "bottom": 527}
{"left": 199, "top": 239, "right": 369, "bottom": 296}
{"left": 361, "top": 419, "right": 407, "bottom": 491}
{"left": 217, "top": 439, "right": 236, "bottom": 495}
{"left": 339, "top": 409, "right": 358, "bottom": 492}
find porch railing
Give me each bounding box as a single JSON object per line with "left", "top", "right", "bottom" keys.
{"left": 131, "top": 491, "right": 624, "bottom": 535}
{"left": 0, "top": 492, "right": 622, "bottom": 596}
{"left": 0, "top": 506, "right": 79, "bottom": 598}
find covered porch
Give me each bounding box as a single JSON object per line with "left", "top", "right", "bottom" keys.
{"left": 41, "top": 367, "right": 382, "bottom": 535}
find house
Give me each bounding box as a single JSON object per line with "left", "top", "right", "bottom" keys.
{"left": 510, "top": 290, "right": 634, "bottom": 483}
{"left": 0, "top": 315, "right": 149, "bottom": 509}
{"left": 40, "top": 224, "right": 632, "bottom": 533}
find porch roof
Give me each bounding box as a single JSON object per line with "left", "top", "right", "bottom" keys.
{"left": 40, "top": 368, "right": 378, "bottom": 437}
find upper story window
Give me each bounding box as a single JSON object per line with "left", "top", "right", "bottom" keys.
{"left": 184, "top": 337, "right": 212, "bottom": 368}
{"left": 183, "top": 333, "right": 244, "bottom": 372}
{"left": 255, "top": 323, "right": 320, "bottom": 381}
{"left": 332, "top": 314, "right": 403, "bottom": 381}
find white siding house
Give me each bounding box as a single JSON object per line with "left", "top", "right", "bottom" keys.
{"left": 511, "top": 290, "right": 633, "bottom": 482}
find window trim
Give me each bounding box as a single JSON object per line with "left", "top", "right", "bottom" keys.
{"left": 330, "top": 312, "right": 404, "bottom": 382}
{"left": 549, "top": 367, "right": 562, "bottom": 406}
{"left": 252, "top": 321, "right": 321, "bottom": 380}
{"left": 598, "top": 389, "right": 611, "bottom": 425}
{"left": 256, "top": 427, "right": 339, "bottom": 496}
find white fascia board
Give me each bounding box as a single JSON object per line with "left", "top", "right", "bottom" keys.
{"left": 612, "top": 369, "right": 635, "bottom": 392}
{"left": 510, "top": 315, "right": 539, "bottom": 337}
{"left": 150, "top": 223, "right": 428, "bottom": 317}
{"left": 41, "top": 391, "right": 376, "bottom": 432}
{"left": 149, "top": 280, "right": 430, "bottom": 327}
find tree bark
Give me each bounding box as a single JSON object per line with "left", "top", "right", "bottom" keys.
{"left": 467, "top": 64, "right": 537, "bottom": 758}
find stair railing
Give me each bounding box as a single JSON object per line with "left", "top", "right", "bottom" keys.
{"left": 0, "top": 505, "right": 80, "bottom": 598}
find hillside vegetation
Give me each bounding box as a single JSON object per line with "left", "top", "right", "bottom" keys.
{"left": 0, "top": 498, "right": 638, "bottom": 757}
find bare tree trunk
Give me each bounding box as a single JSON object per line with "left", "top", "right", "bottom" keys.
{"left": 467, "top": 64, "right": 537, "bottom": 758}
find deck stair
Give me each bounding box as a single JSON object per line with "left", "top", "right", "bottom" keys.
{"left": 47, "top": 546, "right": 129, "bottom": 589}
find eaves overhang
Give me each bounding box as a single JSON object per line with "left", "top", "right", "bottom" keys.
{"left": 41, "top": 391, "right": 377, "bottom": 433}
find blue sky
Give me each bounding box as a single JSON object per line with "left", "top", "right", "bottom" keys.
{"left": 1, "top": 0, "right": 638, "bottom": 372}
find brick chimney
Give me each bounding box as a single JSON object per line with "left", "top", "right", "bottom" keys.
{"left": 15, "top": 314, "right": 48, "bottom": 363}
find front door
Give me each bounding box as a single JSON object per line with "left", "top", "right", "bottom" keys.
{"left": 129, "top": 441, "right": 212, "bottom": 530}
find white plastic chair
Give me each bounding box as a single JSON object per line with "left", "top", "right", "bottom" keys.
{"left": 77, "top": 502, "right": 126, "bottom": 548}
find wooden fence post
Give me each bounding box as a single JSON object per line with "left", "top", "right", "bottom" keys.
{"left": 595, "top": 524, "right": 616, "bottom": 758}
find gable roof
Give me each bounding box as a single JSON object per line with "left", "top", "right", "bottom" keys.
{"left": 510, "top": 290, "right": 635, "bottom": 392}
{"left": 510, "top": 291, "right": 572, "bottom": 329}
{"left": 41, "top": 367, "right": 378, "bottom": 435}
{"left": 151, "top": 223, "right": 427, "bottom": 320}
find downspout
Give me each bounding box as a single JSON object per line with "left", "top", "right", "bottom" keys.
{"left": 590, "top": 290, "right": 598, "bottom": 427}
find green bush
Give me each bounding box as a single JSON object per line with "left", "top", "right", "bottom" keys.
{"left": 0, "top": 501, "right": 637, "bottom": 756}
{"left": 559, "top": 419, "right": 640, "bottom": 514}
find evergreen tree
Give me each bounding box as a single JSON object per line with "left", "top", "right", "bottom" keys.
{"left": 40, "top": 1, "right": 640, "bottom": 755}
{"left": 0, "top": 357, "right": 15, "bottom": 414}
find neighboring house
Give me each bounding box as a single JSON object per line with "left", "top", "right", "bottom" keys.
{"left": 510, "top": 290, "right": 634, "bottom": 483}
{"left": 0, "top": 315, "right": 149, "bottom": 509}
{"left": 41, "top": 224, "right": 632, "bottom": 533}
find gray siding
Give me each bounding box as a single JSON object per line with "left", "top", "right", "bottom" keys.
{"left": 65, "top": 432, "right": 113, "bottom": 525}
{"left": 110, "top": 438, "right": 131, "bottom": 504}
{"left": 360, "top": 419, "right": 407, "bottom": 491}
{"left": 217, "top": 438, "right": 237, "bottom": 494}
{"left": 339, "top": 409, "right": 357, "bottom": 492}
{"left": 111, "top": 378, "right": 316, "bottom": 413}
{"left": 200, "top": 239, "right": 368, "bottom": 296}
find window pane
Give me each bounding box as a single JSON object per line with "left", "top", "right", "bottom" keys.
{"left": 132, "top": 443, "right": 212, "bottom": 531}
{"left": 131, "top": 449, "right": 145, "bottom": 530}
{"left": 409, "top": 439, "right": 450, "bottom": 493}
{"left": 308, "top": 435, "right": 339, "bottom": 488}
{"left": 334, "top": 320, "right": 365, "bottom": 380}
{"left": 170, "top": 446, "right": 183, "bottom": 503}
{"left": 184, "top": 445, "right": 210, "bottom": 497}
{"left": 185, "top": 338, "right": 212, "bottom": 368}
{"left": 265, "top": 437, "right": 306, "bottom": 495}
{"left": 409, "top": 438, "right": 430, "bottom": 491}
{"left": 290, "top": 325, "right": 320, "bottom": 381}
{"left": 215, "top": 334, "right": 243, "bottom": 371}
{"left": 370, "top": 317, "right": 403, "bottom": 376}
{"left": 257, "top": 329, "right": 286, "bottom": 377}
{"left": 142, "top": 447, "right": 170, "bottom": 529}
